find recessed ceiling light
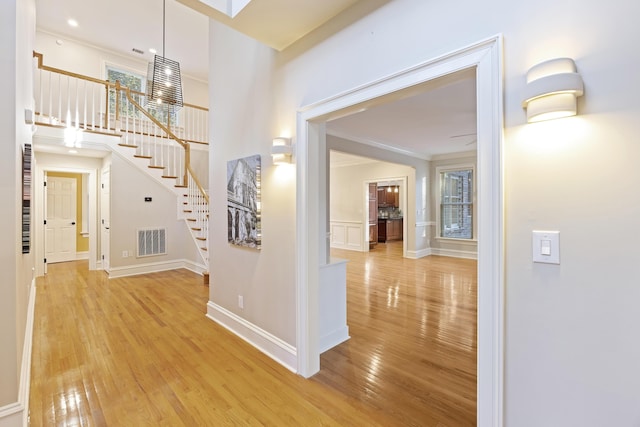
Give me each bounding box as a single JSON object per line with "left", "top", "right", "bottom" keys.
{"left": 68, "top": 149, "right": 78, "bottom": 154}
{"left": 149, "top": 48, "right": 157, "bottom": 54}
{"left": 67, "top": 18, "right": 78, "bottom": 27}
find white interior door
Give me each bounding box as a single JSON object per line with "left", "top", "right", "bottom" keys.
{"left": 101, "top": 167, "right": 110, "bottom": 272}
{"left": 45, "top": 176, "right": 77, "bottom": 263}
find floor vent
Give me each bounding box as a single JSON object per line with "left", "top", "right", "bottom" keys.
{"left": 137, "top": 228, "right": 167, "bottom": 257}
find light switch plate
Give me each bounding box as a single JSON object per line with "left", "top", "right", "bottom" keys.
{"left": 532, "top": 230, "right": 560, "bottom": 264}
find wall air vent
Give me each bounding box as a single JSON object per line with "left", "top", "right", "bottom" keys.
{"left": 137, "top": 228, "right": 167, "bottom": 257}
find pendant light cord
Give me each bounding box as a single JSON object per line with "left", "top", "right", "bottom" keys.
{"left": 162, "top": 0, "right": 166, "bottom": 58}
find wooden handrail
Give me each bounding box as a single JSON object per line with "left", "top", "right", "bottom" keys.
{"left": 122, "top": 84, "right": 209, "bottom": 204}
{"left": 33, "top": 50, "right": 210, "bottom": 204}
{"left": 34, "top": 51, "right": 111, "bottom": 86}
{"left": 33, "top": 51, "right": 208, "bottom": 111}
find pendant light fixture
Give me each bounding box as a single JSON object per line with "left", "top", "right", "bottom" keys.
{"left": 147, "top": 0, "right": 183, "bottom": 112}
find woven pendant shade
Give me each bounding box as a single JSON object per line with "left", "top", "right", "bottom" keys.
{"left": 147, "top": 55, "right": 183, "bottom": 111}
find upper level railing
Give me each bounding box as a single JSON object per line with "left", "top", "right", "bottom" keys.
{"left": 32, "top": 51, "right": 208, "bottom": 144}
{"left": 32, "top": 51, "right": 210, "bottom": 253}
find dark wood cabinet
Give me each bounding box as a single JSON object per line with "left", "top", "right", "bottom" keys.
{"left": 377, "top": 218, "right": 403, "bottom": 242}
{"left": 377, "top": 187, "right": 387, "bottom": 206}
{"left": 377, "top": 186, "right": 399, "bottom": 208}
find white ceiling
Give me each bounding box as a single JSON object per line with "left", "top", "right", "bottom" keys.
{"left": 176, "top": 0, "right": 361, "bottom": 51}
{"left": 35, "top": 0, "right": 477, "bottom": 160}
{"left": 327, "top": 68, "right": 477, "bottom": 160}
{"left": 35, "top": 0, "right": 211, "bottom": 81}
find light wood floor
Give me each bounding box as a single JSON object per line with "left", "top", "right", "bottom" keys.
{"left": 29, "top": 242, "right": 476, "bottom": 426}
{"left": 319, "top": 242, "right": 477, "bottom": 426}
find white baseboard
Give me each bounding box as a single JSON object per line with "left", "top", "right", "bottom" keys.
{"left": 206, "top": 301, "right": 297, "bottom": 373}
{"left": 180, "top": 259, "right": 208, "bottom": 276}
{"left": 108, "top": 258, "right": 207, "bottom": 278}
{"left": 0, "top": 279, "right": 36, "bottom": 427}
{"left": 406, "top": 248, "right": 432, "bottom": 259}
{"left": 75, "top": 251, "right": 89, "bottom": 260}
{"left": 319, "top": 326, "right": 350, "bottom": 354}
{"left": 431, "top": 248, "right": 478, "bottom": 260}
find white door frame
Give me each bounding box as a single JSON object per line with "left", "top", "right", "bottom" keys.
{"left": 362, "top": 176, "right": 408, "bottom": 257}
{"left": 295, "top": 35, "right": 504, "bottom": 426}
{"left": 35, "top": 165, "right": 99, "bottom": 275}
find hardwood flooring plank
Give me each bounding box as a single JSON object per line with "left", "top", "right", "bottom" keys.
{"left": 29, "top": 245, "right": 476, "bottom": 426}
{"left": 313, "top": 241, "right": 477, "bottom": 426}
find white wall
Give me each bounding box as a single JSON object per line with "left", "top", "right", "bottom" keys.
{"left": 329, "top": 155, "right": 415, "bottom": 247}
{"left": 327, "top": 134, "right": 430, "bottom": 254}
{"left": 35, "top": 30, "right": 209, "bottom": 108}
{"left": 209, "top": 22, "right": 297, "bottom": 346}
{"left": 109, "top": 153, "right": 201, "bottom": 272}
{"left": 208, "top": 0, "right": 640, "bottom": 424}
{"left": 0, "top": 0, "right": 36, "bottom": 424}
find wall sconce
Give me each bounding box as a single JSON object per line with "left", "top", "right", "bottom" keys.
{"left": 522, "top": 58, "right": 584, "bottom": 123}
{"left": 271, "top": 137, "right": 292, "bottom": 165}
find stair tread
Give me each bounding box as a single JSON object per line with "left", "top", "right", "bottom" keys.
{"left": 201, "top": 247, "right": 208, "bottom": 251}
{"left": 148, "top": 165, "right": 165, "bottom": 169}
{"left": 175, "top": 185, "right": 187, "bottom": 188}
{"left": 118, "top": 143, "right": 138, "bottom": 148}
{"left": 162, "top": 175, "right": 177, "bottom": 179}
{"left": 196, "top": 237, "right": 206, "bottom": 241}
{"left": 187, "top": 218, "right": 197, "bottom": 222}
{"left": 134, "top": 155, "right": 152, "bottom": 159}
{"left": 191, "top": 228, "right": 202, "bottom": 231}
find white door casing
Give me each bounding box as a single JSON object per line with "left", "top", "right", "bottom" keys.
{"left": 45, "top": 176, "right": 77, "bottom": 263}
{"left": 296, "top": 35, "right": 504, "bottom": 426}
{"left": 101, "top": 167, "right": 111, "bottom": 272}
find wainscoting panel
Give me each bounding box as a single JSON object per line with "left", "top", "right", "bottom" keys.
{"left": 330, "top": 221, "right": 363, "bottom": 252}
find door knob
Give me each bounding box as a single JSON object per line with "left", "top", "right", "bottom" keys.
{"left": 71, "top": 222, "right": 76, "bottom": 225}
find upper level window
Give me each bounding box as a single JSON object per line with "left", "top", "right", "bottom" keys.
{"left": 438, "top": 166, "right": 474, "bottom": 240}
{"left": 106, "top": 65, "right": 145, "bottom": 118}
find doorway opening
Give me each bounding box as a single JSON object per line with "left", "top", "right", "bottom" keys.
{"left": 44, "top": 172, "right": 84, "bottom": 264}
{"left": 35, "top": 161, "right": 102, "bottom": 276}
{"left": 296, "top": 36, "right": 503, "bottom": 426}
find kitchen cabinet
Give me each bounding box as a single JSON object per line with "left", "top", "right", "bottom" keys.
{"left": 377, "top": 218, "right": 403, "bottom": 242}
{"left": 377, "top": 186, "right": 399, "bottom": 208}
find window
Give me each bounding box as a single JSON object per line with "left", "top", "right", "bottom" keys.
{"left": 106, "top": 65, "right": 145, "bottom": 119}
{"left": 106, "top": 65, "right": 177, "bottom": 126}
{"left": 438, "top": 167, "right": 474, "bottom": 239}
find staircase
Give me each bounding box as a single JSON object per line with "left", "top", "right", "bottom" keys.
{"left": 32, "top": 52, "right": 210, "bottom": 279}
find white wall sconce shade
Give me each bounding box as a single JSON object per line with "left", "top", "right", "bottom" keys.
{"left": 271, "top": 137, "right": 293, "bottom": 164}
{"left": 522, "top": 58, "right": 584, "bottom": 123}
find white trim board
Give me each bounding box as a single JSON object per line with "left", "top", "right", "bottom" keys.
{"left": 206, "top": 302, "right": 297, "bottom": 373}
{"left": 108, "top": 258, "right": 207, "bottom": 278}
{"left": 0, "top": 279, "right": 36, "bottom": 427}
{"left": 296, "top": 35, "right": 504, "bottom": 427}
{"left": 431, "top": 248, "right": 478, "bottom": 260}
{"left": 406, "top": 248, "right": 432, "bottom": 259}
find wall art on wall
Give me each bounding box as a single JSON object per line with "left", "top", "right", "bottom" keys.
{"left": 227, "top": 154, "right": 261, "bottom": 249}
{"left": 22, "top": 143, "right": 32, "bottom": 254}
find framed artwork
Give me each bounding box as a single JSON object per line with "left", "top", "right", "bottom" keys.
{"left": 22, "top": 144, "right": 32, "bottom": 254}
{"left": 227, "top": 154, "right": 261, "bottom": 249}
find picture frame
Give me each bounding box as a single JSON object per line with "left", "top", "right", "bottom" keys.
{"left": 227, "top": 154, "right": 261, "bottom": 249}
{"left": 22, "top": 144, "right": 32, "bottom": 254}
